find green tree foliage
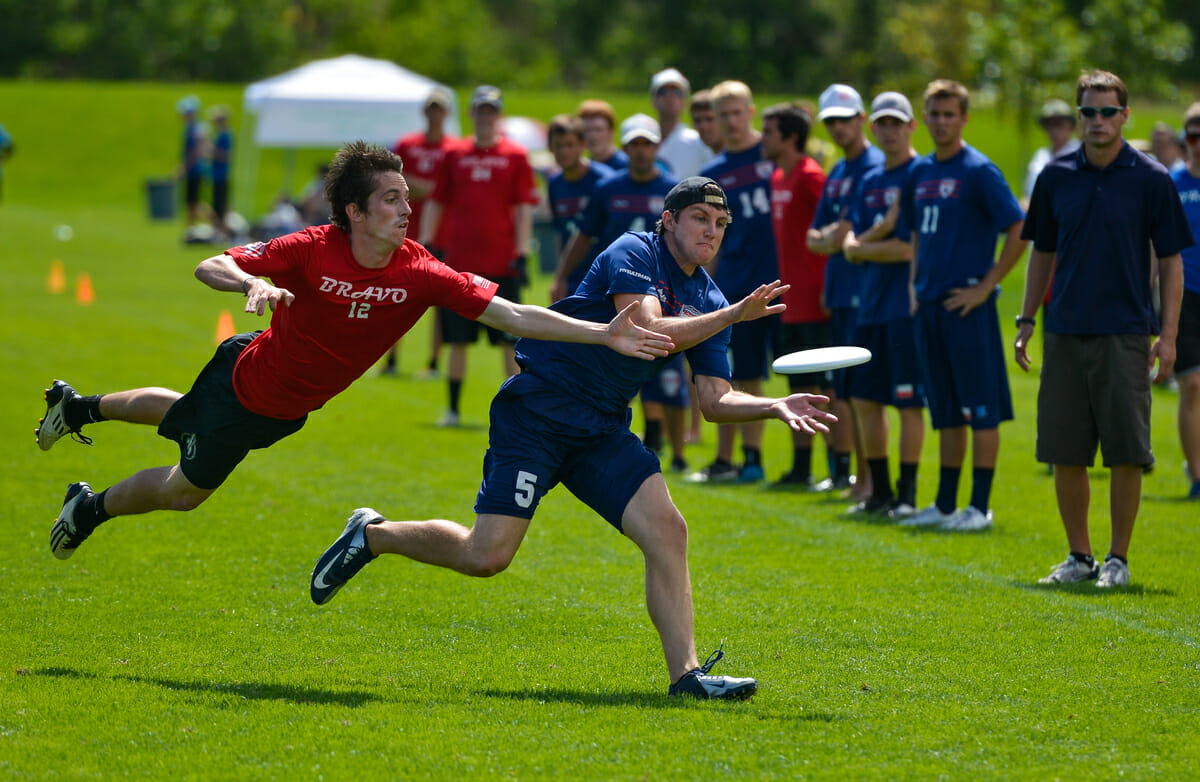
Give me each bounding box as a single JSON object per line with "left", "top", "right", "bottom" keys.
{"left": 0, "top": 0, "right": 1192, "bottom": 119}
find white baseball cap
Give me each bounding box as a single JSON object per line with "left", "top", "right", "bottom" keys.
{"left": 817, "top": 84, "right": 865, "bottom": 121}
{"left": 620, "top": 113, "right": 662, "bottom": 145}
{"left": 650, "top": 68, "right": 690, "bottom": 95}
{"left": 869, "top": 91, "right": 914, "bottom": 123}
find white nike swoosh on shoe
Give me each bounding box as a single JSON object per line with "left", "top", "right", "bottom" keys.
{"left": 312, "top": 558, "right": 339, "bottom": 591}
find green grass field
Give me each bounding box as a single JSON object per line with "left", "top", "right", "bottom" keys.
{"left": 2, "top": 80, "right": 1199, "bottom": 780}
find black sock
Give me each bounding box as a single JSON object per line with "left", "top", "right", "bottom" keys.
{"left": 66, "top": 394, "right": 106, "bottom": 431}
{"left": 833, "top": 451, "right": 851, "bottom": 480}
{"left": 936, "top": 465, "right": 961, "bottom": 514}
{"left": 742, "top": 447, "right": 761, "bottom": 467}
{"left": 969, "top": 467, "right": 995, "bottom": 513}
{"left": 448, "top": 380, "right": 462, "bottom": 414}
{"left": 77, "top": 489, "right": 113, "bottom": 535}
{"left": 792, "top": 447, "right": 812, "bottom": 480}
{"left": 897, "top": 461, "right": 919, "bottom": 506}
{"left": 383, "top": 348, "right": 397, "bottom": 371}
{"left": 868, "top": 457, "right": 893, "bottom": 501}
{"left": 644, "top": 420, "right": 663, "bottom": 452}
{"left": 426, "top": 356, "right": 438, "bottom": 371}
{"left": 1106, "top": 553, "right": 1127, "bottom": 565}
{"left": 1070, "top": 551, "right": 1095, "bottom": 566}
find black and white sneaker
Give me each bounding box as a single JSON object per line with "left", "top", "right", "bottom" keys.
{"left": 310, "top": 508, "right": 383, "bottom": 605}
{"left": 36, "top": 380, "right": 92, "bottom": 451}
{"left": 51, "top": 481, "right": 95, "bottom": 560}
{"left": 667, "top": 646, "right": 757, "bottom": 701}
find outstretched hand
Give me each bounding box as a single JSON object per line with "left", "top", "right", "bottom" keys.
{"left": 606, "top": 300, "right": 675, "bottom": 360}
{"left": 773, "top": 392, "right": 837, "bottom": 434}
{"left": 738, "top": 280, "right": 790, "bottom": 323}
{"left": 245, "top": 280, "right": 295, "bottom": 316}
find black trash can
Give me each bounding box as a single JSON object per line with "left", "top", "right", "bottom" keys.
{"left": 146, "top": 178, "right": 177, "bottom": 220}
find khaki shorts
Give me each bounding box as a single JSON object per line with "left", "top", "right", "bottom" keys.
{"left": 1036, "top": 333, "right": 1152, "bottom": 467}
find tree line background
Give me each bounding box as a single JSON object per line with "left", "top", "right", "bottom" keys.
{"left": 4, "top": 0, "right": 1196, "bottom": 124}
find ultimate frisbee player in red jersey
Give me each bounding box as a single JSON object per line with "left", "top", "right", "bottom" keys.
{"left": 37, "top": 142, "right": 673, "bottom": 562}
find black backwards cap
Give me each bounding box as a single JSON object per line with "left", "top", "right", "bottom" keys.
{"left": 664, "top": 176, "right": 729, "bottom": 214}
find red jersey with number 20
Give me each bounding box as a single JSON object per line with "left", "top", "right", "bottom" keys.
{"left": 226, "top": 225, "right": 498, "bottom": 419}
{"left": 432, "top": 137, "right": 539, "bottom": 278}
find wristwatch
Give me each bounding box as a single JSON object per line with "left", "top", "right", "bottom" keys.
{"left": 1015, "top": 316, "right": 1036, "bottom": 328}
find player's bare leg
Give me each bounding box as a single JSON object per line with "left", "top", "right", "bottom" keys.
{"left": 365, "top": 512, "right": 531, "bottom": 578}
{"left": 99, "top": 387, "right": 182, "bottom": 426}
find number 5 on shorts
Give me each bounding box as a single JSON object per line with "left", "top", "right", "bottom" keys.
{"left": 514, "top": 470, "right": 538, "bottom": 509}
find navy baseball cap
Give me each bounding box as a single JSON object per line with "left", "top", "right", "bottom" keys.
{"left": 664, "top": 177, "right": 729, "bottom": 214}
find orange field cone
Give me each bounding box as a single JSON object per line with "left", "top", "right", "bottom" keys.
{"left": 75, "top": 273, "right": 95, "bottom": 305}
{"left": 47, "top": 260, "right": 67, "bottom": 294}
{"left": 215, "top": 310, "right": 236, "bottom": 344}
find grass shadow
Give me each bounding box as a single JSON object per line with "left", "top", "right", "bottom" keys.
{"left": 1010, "top": 581, "right": 1176, "bottom": 598}
{"left": 33, "top": 666, "right": 378, "bottom": 707}
{"left": 478, "top": 687, "right": 841, "bottom": 721}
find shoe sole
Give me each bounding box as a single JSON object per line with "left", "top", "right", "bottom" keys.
{"left": 36, "top": 381, "right": 72, "bottom": 452}
{"left": 50, "top": 481, "right": 92, "bottom": 560}
{"left": 720, "top": 681, "right": 758, "bottom": 700}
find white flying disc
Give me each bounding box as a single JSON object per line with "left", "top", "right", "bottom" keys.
{"left": 772, "top": 346, "right": 872, "bottom": 374}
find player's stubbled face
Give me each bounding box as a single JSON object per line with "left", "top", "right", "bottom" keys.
{"left": 1078, "top": 89, "right": 1127, "bottom": 149}
{"left": 670, "top": 203, "right": 729, "bottom": 267}
{"left": 924, "top": 98, "right": 966, "bottom": 147}
{"left": 362, "top": 172, "right": 412, "bottom": 246}
{"left": 871, "top": 117, "right": 913, "bottom": 154}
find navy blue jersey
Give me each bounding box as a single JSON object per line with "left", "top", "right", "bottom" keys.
{"left": 812, "top": 145, "right": 886, "bottom": 308}
{"left": 594, "top": 148, "right": 630, "bottom": 172}
{"left": 906, "top": 144, "right": 1024, "bottom": 302}
{"left": 1024, "top": 142, "right": 1195, "bottom": 334}
{"left": 579, "top": 171, "right": 678, "bottom": 255}
{"left": 514, "top": 232, "right": 731, "bottom": 429}
{"left": 701, "top": 142, "right": 779, "bottom": 299}
{"left": 548, "top": 161, "right": 615, "bottom": 293}
{"left": 1170, "top": 167, "right": 1200, "bottom": 294}
{"left": 849, "top": 158, "right": 918, "bottom": 324}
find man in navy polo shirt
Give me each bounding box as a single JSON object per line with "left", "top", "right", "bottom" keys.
{"left": 1018, "top": 70, "right": 1194, "bottom": 587}
{"left": 901, "top": 79, "right": 1028, "bottom": 533}
{"left": 311, "top": 177, "right": 837, "bottom": 700}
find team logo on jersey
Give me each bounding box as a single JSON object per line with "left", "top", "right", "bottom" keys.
{"left": 619, "top": 267, "right": 653, "bottom": 283}
{"left": 884, "top": 187, "right": 899, "bottom": 206}
{"left": 239, "top": 241, "right": 267, "bottom": 258}
{"left": 840, "top": 179, "right": 854, "bottom": 197}
{"left": 319, "top": 276, "right": 409, "bottom": 303}
{"left": 472, "top": 274, "right": 490, "bottom": 288}
{"left": 756, "top": 161, "right": 775, "bottom": 180}
{"left": 938, "top": 178, "right": 960, "bottom": 198}
{"left": 895, "top": 384, "right": 914, "bottom": 400}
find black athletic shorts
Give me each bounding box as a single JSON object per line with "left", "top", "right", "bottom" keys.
{"left": 440, "top": 276, "right": 520, "bottom": 346}
{"left": 158, "top": 332, "right": 307, "bottom": 489}
{"left": 1176, "top": 288, "right": 1200, "bottom": 376}
{"left": 212, "top": 179, "right": 229, "bottom": 219}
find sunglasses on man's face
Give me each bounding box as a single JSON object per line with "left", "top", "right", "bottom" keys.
{"left": 1077, "top": 106, "right": 1125, "bottom": 119}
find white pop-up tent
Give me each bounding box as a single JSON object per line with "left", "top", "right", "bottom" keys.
{"left": 236, "top": 54, "right": 460, "bottom": 214}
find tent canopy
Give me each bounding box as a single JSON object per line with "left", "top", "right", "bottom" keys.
{"left": 243, "top": 54, "right": 460, "bottom": 146}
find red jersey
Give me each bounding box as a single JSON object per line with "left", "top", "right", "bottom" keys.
{"left": 432, "top": 136, "right": 539, "bottom": 278}
{"left": 771, "top": 157, "right": 829, "bottom": 324}
{"left": 393, "top": 131, "right": 455, "bottom": 251}
{"left": 226, "top": 225, "right": 498, "bottom": 419}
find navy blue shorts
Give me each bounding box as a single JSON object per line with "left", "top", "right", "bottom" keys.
{"left": 729, "top": 314, "right": 778, "bottom": 382}
{"left": 774, "top": 321, "right": 834, "bottom": 390}
{"left": 639, "top": 353, "right": 689, "bottom": 406}
{"left": 474, "top": 387, "right": 662, "bottom": 531}
{"left": 829, "top": 306, "right": 859, "bottom": 398}
{"left": 914, "top": 298, "right": 1013, "bottom": 430}
{"left": 848, "top": 318, "right": 925, "bottom": 408}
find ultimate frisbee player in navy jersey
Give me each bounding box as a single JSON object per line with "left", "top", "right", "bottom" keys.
{"left": 312, "top": 178, "right": 837, "bottom": 700}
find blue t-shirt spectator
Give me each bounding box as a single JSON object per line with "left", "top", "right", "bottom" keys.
{"left": 849, "top": 158, "right": 919, "bottom": 324}
{"left": 701, "top": 142, "right": 779, "bottom": 300}
{"left": 906, "top": 144, "right": 1024, "bottom": 303}
{"left": 1170, "top": 167, "right": 1200, "bottom": 294}
{"left": 579, "top": 170, "right": 677, "bottom": 255}
{"left": 813, "top": 145, "right": 886, "bottom": 309}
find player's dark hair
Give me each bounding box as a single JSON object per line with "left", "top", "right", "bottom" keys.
{"left": 763, "top": 102, "right": 811, "bottom": 152}
{"left": 548, "top": 114, "right": 586, "bottom": 143}
{"left": 1076, "top": 70, "right": 1128, "bottom": 109}
{"left": 924, "top": 79, "right": 970, "bottom": 114}
{"left": 324, "top": 141, "right": 404, "bottom": 232}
